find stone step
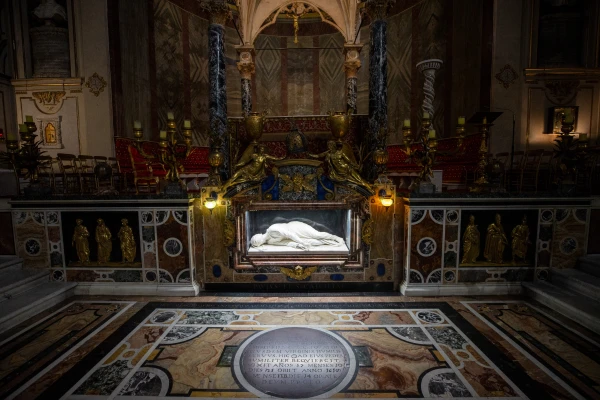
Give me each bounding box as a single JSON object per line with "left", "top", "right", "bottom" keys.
{"left": 0, "top": 268, "right": 49, "bottom": 300}
{"left": 551, "top": 268, "right": 600, "bottom": 302}
{"left": 578, "top": 255, "right": 600, "bottom": 278}
{"left": 0, "top": 256, "right": 23, "bottom": 271}
{"left": 523, "top": 281, "right": 600, "bottom": 335}
{"left": 0, "top": 282, "right": 77, "bottom": 335}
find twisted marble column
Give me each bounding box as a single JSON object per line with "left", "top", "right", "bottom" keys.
{"left": 208, "top": 6, "right": 230, "bottom": 179}
{"left": 237, "top": 46, "right": 255, "bottom": 116}
{"left": 343, "top": 44, "right": 362, "bottom": 113}
{"left": 416, "top": 59, "right": 443, "bottom": 118}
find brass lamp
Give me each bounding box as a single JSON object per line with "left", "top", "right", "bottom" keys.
{"left": 378, "top": 188, "right": 394, "bottom": 209}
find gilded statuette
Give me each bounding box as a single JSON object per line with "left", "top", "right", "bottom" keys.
{"left": 118, "top": 218, "right": 136, "bottom": 262}
{"left": 95, "top": 218, "right": 112, "bottom": 263}
{"left": 511, "top": 215, "right": 530, "bottom": 263}
{"left": 310, "top": 140, "right": 372, "bottom": 193}
{"left": 72, "top": 219, "right": 90, "bottom": 263}
{"left": 484, "top": 213, "right": 508, "bottom": 264}
{"left": 461, "top": 215, "right": 480, "bottom": 264}
{"left": 224, "top": 144, "right": 284, "bottom": 188}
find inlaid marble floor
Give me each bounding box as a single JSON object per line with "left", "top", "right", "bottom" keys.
{"left": 0, "top": 295, "right": 598, "bottom": 399}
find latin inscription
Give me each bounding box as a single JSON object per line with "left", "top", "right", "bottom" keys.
{"left": 236, "top": 327, "right": 353, "bottom": 398}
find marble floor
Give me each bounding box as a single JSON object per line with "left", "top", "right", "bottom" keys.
{"left": 0, "top": 294, "right": 598, "bottom": 399}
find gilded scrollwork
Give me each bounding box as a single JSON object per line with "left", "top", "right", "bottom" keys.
{"left": 223, "top": 218, "right": 235, "bottom": 247}
{"left": 361, "top": 218, "right": 374, "bottom": 245}
{"left": 280, "top": 172, "right": 316, "bottom": 193}
{"left": 280, "top": 265, "right": 317, "bottom": 281}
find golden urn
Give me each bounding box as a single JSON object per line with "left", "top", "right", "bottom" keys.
{"left": 244, "top": 111, "right": 267, "bottom": 143}
{"left": 328, "top": 110, "right": 352, "bottom": 142}
{"left": 372, "top": 147, "right": 389, "bottom": 167}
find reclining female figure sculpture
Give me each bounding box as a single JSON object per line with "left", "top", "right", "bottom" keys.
{"left": 250, "top": 221, "right": 345, "bottom": 251}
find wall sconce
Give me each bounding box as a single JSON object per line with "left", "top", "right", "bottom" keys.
{"left": 378, "top": 188, "right": 394, "bottom": 209}
{"left": 204, "top": 190, "right": 218, "bottom": 213}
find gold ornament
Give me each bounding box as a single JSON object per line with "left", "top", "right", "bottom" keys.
{"left": 224, "top": 144, "right": 284, "bottom": 188}
{"left": 461, "top": 215, "right": 480, "bottom": 264}
{"left": 95, "top": 218, "right": 112, "bottom": 263}
{"left": 118, "top": 219, "right": 136, "bottom": 262}
{"left": 311, "top": 140, "right": 372, "bottom": 193}
{"left": 280, "top": 172, "right": 316, "bottom": 193}
{"left": 511, "top": 215, "right": 530, "bottom": 263}
{"left": 361, "top": 218, "right": 374, "bottom": 245}
{"left": 328, "top": 110, "right": 352, "bottom": 142}
{"left": 484, "top": 214, "right": 508, "bottom": 264}
{"left": 280, "top": 265, "right": 317, "bottom": 281}
{"left": 224, "top": 218, "right": 235, "bottom": 247}
{"left": 72, "top": 219, "right": 90, "bottom": 263}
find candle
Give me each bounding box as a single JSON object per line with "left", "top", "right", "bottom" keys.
{"left": 428, "top": 129, "right": 436, "bottom": 138}
{"left": 7, "top": 131, "right": 17, "bottom": 141}
{"left": 183, "top": 119, "right": 191, "bottom": 128}
{"left": 159, "top": 130, "right": 167, "bottom": 140}
{"left": 579, "top": 133, "right": 588, "bottom": 141}
{"left": 423, "top": 112, "right": 430, "bottom": 119}
{"left": 19, "top": 124, "right": 28, "bottom": 132}
{"left": 458, "top": 116, "right": 465, "bottom": 125}
{"left": 482, "top": 117, "right": 487, "bottom": 125}
{"left": 25, "top": 115, "right": 33, "bottom": 123}
{"left": 403, "top": 119, "right": 410, "bottom": 128}
{"left": 167, "top": 111, "right": 174, "bottom": 120}
{"left": 134, "top": 120, "right": 142, "bottom": 129}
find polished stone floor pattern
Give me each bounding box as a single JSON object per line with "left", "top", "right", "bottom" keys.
{"left": 0, "top": 295, "right": 598, "bottom": 399}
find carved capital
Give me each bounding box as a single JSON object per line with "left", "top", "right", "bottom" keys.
{"left": 344, "top": 59, "right": 361, "bottom": 79}
{"left": 237, "top": 61, "right": 255, "bottom": 80}
{"left": 200, "top": 0, "right": 231, "bottom": 25}
{"left": 365, "top": 0, "right": 396, "bottom": 20}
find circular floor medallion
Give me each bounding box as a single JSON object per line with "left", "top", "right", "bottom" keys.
{"left": 233, "top": 327, "right": 356, "bottom": 398}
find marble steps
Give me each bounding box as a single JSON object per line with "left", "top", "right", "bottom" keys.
{"left": 551, "top": 268, "right": 600, "bottom": 302}
{"left": 523, "top": 280, "right": 600, "bottom": 334}
{"left": 0, "top": 256, "right": 23, "bottom": 271}
{"left": 0, "top": 268, "right": 50, "bottom": 300}
{"left": 0, "top": 281, "right": 77, "bottom": 335}
{"left": 578, "top": 255, "right": 600, "bottom": 278}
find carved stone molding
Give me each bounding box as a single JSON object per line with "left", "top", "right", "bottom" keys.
{"left": 544, "top": 80, "right": 580, "bottom": 105}
{"left": 495, "top": 64, "right": 518, "bottom": 89}
{"left": 199, "top": 0, "right": 231, "bottom": 25}
{"left": 85, "top": 72, "right": 107, "bottom": 97}
{"left": 343, "top": 45, "right": 362, "bottom": 79}
{"left": 31, "top": 91, "right": 66, "bottom": 114}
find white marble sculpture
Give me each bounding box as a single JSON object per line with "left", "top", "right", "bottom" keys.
{"left": 250, "top": 221, "right": 346, "bottom": 251}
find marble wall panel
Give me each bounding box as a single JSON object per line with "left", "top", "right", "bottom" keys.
{"left": 188, "top": 13, "right": 210, "bottom": 146}
{"left": 409, "top": 209, "right": 444, "bottom": 283}
{"left": 551, "top": 208, "right": 588, "bottom": 269}
{"left": 318, "top": 33, "right": 345, "bottom": 114}
{"left": 13, "top": 211, "right": 48, "bottom": 269}
{"left": 287, "top": 36, "right": 314, "bottom": 116}
{"left": 387, "top": 9, "right": 412, "bottom": 144}
{"left": 156, "top": 212, "right": 189, "bottom": 280}
{"left": 0, "top": 212, "right": 15, "bottom": 255}
{"left": 202, "top": 205, "right": 229, "bottom": 283}
{"left": 370, "top": 201, "right": 395, "bottom": 260}
{"left": 254, "top": 35, "right": 282, "bottom": 116}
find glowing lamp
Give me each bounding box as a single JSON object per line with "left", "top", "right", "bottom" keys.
{"left": 378, "top": 188, "right": 394, "bottom": 209}
{"left": 204, "top": 191, "right": 218, "bottom": 212}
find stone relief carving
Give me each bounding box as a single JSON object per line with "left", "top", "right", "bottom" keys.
{"left": 32, "top": 91, "right": 66, "bottom": 114}
{"left": 85, "top": 72, "right": 107, "bottom": 97}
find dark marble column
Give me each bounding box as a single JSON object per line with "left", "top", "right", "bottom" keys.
{"left": 343, "top": 44, "right": 362, "bottom": 113}
{"left": 366, "top": 18, "right": 388, "bottom": 181}
{"left": 237, "top": 46, "right": 255, "bottom": 116}
{"left": 208, "top": 10, "right": 229, "bottom": 179}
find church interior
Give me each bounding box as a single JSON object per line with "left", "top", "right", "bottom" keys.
{"left": 0, "top": 0, "right": 599, "bottom": 398}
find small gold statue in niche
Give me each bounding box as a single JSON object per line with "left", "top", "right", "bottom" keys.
{"left": 72, "top": 219, "right": 90, "bottom": 263}
{"left": 224, "top": 144, "right": 284, "bottom": 188}
{"left": 118, "top": 219, "right": 136, "bottom": 262}
{"left": 511, "top": 215, "right": 531, "bottom": 264}
{"left": 461, "top": 215, "right": 480, "bottom": 264}
{"left": 95, "top": 218, "right": 112, "bottom": 263}
{"left": 484, "top": 213, "right": 508, "bottom": 264}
